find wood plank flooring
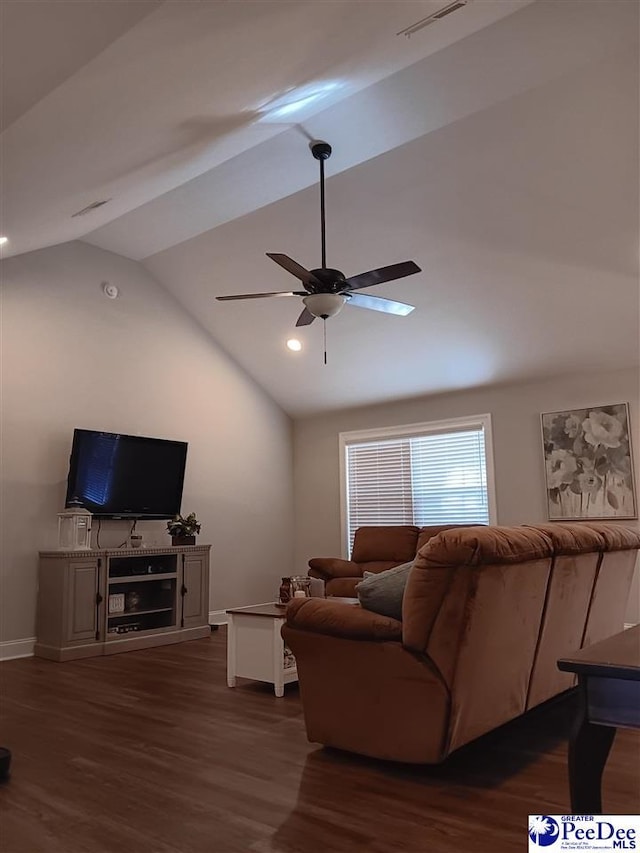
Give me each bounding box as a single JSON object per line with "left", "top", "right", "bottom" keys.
{"left": 0, "top": 627, "right": 638, "bottom": 853}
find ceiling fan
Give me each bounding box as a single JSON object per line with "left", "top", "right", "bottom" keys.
{"left": 216, "top": 140, "right": 421, "bottom": 327}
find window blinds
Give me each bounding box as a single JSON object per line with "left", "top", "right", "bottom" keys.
{"left": 345, "top": 426, "right": 489, "bottom": 552}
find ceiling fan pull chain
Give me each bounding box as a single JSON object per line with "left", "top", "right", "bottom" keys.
{"left": 323, "top": 317, "right": 327, "bottom": 365}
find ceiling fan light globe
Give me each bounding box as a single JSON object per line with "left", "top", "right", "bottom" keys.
{"left": 303, "top": 293, "right": 346, "bottom": 319}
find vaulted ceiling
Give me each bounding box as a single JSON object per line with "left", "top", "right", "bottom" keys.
{"left": 2, "top": 0, "right": 638, "bottom": 415}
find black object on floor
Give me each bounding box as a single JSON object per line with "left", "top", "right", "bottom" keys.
{"left": 0, "top": 747, "right": 12, "bottom": 781}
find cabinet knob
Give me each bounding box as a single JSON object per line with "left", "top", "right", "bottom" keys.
{"left": 96, "top": 592, "right": 103, "bottom": 605}
{"left": 181, "top": 585, "right": 188, "bottom": 596}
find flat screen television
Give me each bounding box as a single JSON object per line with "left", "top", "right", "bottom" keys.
{"left": 65, "top": 429, "right": 188, "bottom": 519}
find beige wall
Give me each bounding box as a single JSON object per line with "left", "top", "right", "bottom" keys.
{"left": 293, "top": 367, "right": 640, "bottom": 623}
{"left": 2, "top": 241, "right": 637, "bottom": 649}
{"left": 0, "top": 241, "right": 294, "bottom": 648}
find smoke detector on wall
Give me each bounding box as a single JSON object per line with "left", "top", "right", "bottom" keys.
{"left": 102, "top": 282, "right": 119, "bottom": 299}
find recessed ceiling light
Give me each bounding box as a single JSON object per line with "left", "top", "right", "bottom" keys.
{"left": 0, "top": 236, "right": 8, "bottom": 245}
{"left": 286, "top": 338, "right": 303, "bottom": 352}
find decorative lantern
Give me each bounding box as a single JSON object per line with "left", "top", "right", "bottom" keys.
{"left": 57, "top": 505, "right": 92, "bottom": 551}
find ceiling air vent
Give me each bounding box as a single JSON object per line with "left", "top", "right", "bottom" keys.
{"left": 71, "top": 199, "right": 111, "bottom": 218}
{"left": 397, "top": 0, "right": 468, "bottom": 37}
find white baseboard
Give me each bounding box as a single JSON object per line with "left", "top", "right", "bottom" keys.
{"left": 5, "top": 622, "right": 636, "bottom": 659}
{"left": 209, "top": 609, "right": 228, "bottom": 625}
{"left": 0, "top": 637, "right": 35, "bottom": 661}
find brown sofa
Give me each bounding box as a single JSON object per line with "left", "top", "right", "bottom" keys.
{"left": 283, "top": 522, "right": 640, "bottom": 764}
{"left": 308, "top": 524, "right": 476, "bottom": 597}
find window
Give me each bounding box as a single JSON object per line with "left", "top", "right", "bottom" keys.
{"left": 339, "top": 414, "right": 496, "bottom": 555}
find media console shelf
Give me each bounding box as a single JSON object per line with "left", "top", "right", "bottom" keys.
{"left": 35, "top": 545, "right": 210, "bottom": 661}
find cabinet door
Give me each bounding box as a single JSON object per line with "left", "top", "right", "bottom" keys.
{"left": 181, "top": 553, "right": 209, "bottom": 628}
{"left": 66, "top": 559, "right": 100, "bottom": 642}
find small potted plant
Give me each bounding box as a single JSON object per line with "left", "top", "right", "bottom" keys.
{"left": 167, "top": 512, "right": 201, "bottom": 546}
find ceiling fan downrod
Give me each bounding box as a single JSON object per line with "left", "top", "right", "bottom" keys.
{"left": 310, "top": 140, "right": 332, "bottom": 269}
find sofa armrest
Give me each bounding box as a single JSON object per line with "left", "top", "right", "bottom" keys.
{"left": 285, "top": 597, "right": 402, "bottom": 641}
{"left": 308, "top": 557, "right": 362, "bottom": 581}
{"left": 325, "top": 577, "right": 360, "bottom": 598}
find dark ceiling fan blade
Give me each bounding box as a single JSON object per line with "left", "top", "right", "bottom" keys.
{"left": 266, "top": 253, "right": 320, "bottom": 287}
{"left": 295, "top": 307, "right": 316, "bottom": 327}
{"left": 216, "top": 291, "right": 307, "bottom": 301}
{"left": 344, "top": 260, "right": 421, "bottom": 291}
{"left": 346, "top": 292, "right": 414, "bottom": 316}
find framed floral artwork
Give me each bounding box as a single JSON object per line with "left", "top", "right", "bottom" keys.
{"left": 541, "top": 403, "right": 637, "bottom": 520}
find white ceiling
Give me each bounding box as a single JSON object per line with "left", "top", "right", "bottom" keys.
{"left": 1, "top": 0, "right": 638, "bottom": 416}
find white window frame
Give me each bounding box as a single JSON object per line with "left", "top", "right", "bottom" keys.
{"left": 338, "top": 413, "right": 498, "bottom": 558}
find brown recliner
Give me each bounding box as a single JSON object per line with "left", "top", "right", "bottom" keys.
{"left": 283, "top": 522, "right": 640, "bottom": 764}
{"left": 308, "top": 524, "right": 476, "bottom": 597}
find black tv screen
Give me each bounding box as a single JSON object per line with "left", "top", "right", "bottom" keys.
{"left": 65, "top": 429, "right": 188, "bottom": 519}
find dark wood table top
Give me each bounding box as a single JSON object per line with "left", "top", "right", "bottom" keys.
{"left": 226, "top": 603, "right": 289, "bottom": 618}
{"left": 558, "top": 625, "right": 640, "bottom": 681}
{"left": 227, "top": 597, "right": 360, "bottom": 619}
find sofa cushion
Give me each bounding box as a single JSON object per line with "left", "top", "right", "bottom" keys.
{"left": 581, "top": 523, "right": 640, "bottom": 551}
{"left": 325, "top": 577, "right": 362, "bottom": 598}
{"left": 308, "top": 557, "right": 361, "bottom": 580}
{"left": 415, "top": 524, "right": 483, "bottom": 553}
{"left": 403, "top": 525, "right": 554, "bottom": 655}
{"left": 351, "top": 526, "right": 419, "bottom": 563}
{"left": 525, "top": 523, "right": 605, "bottom": 554}
{"left": 356, "top": 561, "right": 414, "bottom": 620}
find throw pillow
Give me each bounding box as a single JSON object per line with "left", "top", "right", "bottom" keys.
{"left": 355, "top": 561, "right": 413, "bottom": 620}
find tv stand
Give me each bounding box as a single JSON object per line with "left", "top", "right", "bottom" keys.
{"left": 35, "top": 545, "right": 210, "bottom": 661}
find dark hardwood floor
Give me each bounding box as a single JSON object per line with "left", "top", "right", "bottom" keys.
{"left": 0, "top": 628, "right": 638, "bottom": 853}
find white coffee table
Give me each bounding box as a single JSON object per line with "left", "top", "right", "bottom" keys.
{"left": 226, "top": 603, "right": 297, "bottom": 697}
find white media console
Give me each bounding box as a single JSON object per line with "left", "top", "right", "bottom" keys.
{"left": 35, "top": 545, "right": 210, "bottom": 661}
